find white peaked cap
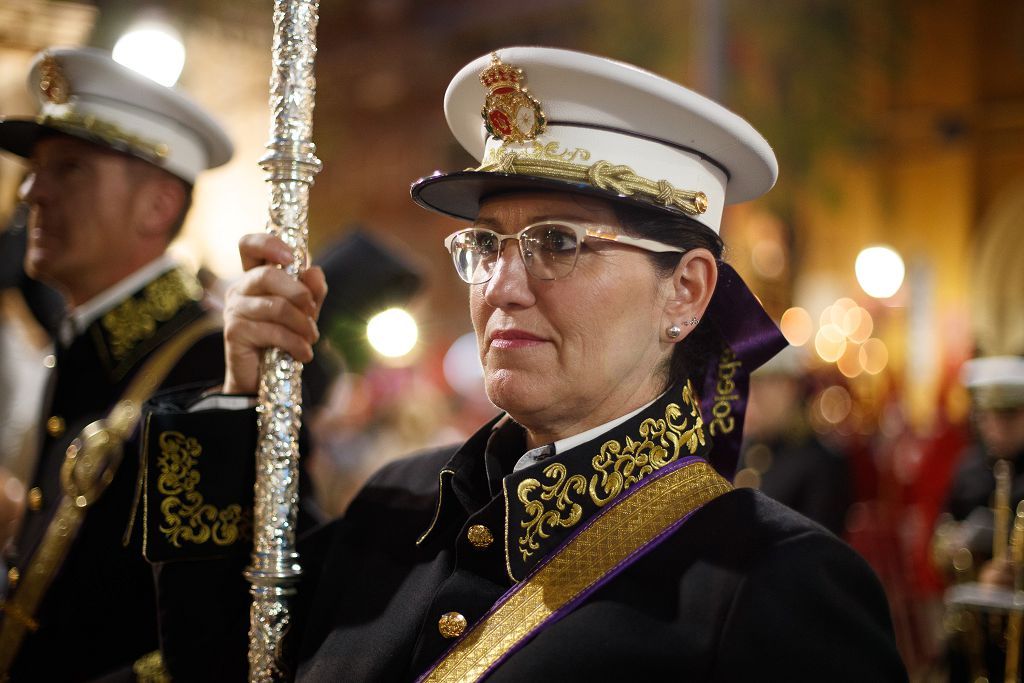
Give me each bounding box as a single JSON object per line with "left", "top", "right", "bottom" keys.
{"left": 412, "top": 46, "right": 778, "bottom": 233}
{"left": 0, "top": 47, "right": 232, "bottom": 183}
{"left": 961, "top": 355, "right": 1024, "bottom": 409}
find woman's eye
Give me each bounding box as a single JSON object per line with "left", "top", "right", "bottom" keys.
{"left": 473, "top": 234, "right": 498, "bottom": 254}
{"left": 540, "top": 229, "right": 576, "bottom": 253}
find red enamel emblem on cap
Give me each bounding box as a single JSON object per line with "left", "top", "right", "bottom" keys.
{"left": 479, "top": 53, "right": 546, "bottom": 143}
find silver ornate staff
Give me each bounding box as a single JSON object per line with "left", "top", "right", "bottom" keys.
{"left": 246, "top": 1, "right": 322, "bottom": 680}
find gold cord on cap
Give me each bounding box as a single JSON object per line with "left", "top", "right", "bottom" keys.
{"left": 478, "top": 150, "right": 708, "bottom": 216}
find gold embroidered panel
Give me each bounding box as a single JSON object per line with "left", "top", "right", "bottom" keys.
{"left": 155, "top": 430, "right": 248, "bottom": 548}
{"left": 514, "top": 382, "right": 707, "bottom": 564}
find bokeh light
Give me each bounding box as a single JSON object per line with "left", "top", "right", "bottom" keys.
{"left": 859, "top": 337, "right": 889, "bottom": 374}
{"left": 845, "top": 306, "right": 874, "bottom": 343}
{"left": 855, "top": 245, "right": 905, "bottom": 299}
{"left": 837, "top": 342, "right": 863, "bottom": 378}
{"left": 750, "top": 238, "right": 786, "bottom": 280}
{"left": 366, "top": 308, "right": 418, "bottom": 359}
{"left": 819, "top": 385, "right": 853, "bottom": 424}
{"left": 814, "top": 324, "right": 847, "bottom": 363}
{"left": 780, "top": 307, "right": 814, "bottom": 346}
{"left": 113, "top": 25, "right": 186, "bottom": 87}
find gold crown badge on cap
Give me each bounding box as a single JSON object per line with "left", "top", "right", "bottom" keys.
{"left": 38, "top": 53, "right": 70, "bottom": 105}
{"left": 479, "top": 53, "right": 546, "bottom": 143}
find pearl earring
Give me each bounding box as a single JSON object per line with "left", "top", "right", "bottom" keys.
{"left": 666, "top": 324, "right": 682, "bottom": 339}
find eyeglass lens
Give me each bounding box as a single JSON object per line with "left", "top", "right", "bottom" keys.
{"left": 451, "top": 223, "right": 581, "bottom": 283}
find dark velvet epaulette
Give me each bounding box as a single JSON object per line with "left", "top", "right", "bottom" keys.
{"left": 131, "top": 388, "right": 257, "bottom": 563}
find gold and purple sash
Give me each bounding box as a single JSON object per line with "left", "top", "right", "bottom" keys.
{"left": 417, "top": 455, "right": 731, "bottom": 683}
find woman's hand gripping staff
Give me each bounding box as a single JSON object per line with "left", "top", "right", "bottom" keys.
{"left": 222, "top": 233, "right": 328, "bottom": 395}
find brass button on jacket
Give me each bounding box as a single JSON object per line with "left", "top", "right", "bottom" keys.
{"left": 438, "top": 612, "right": 467, "bottom": 639}
{"left": 467, "top": 524, "right": 494, "bottom": 549}
{"left": 27, "top": 487, "right": 44, "bottom": 511}
{"left": 46, "top": 415, "right": 66, "bottom": 438}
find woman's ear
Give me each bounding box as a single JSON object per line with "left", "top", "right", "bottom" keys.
{"left": 662, "top": 248, "right": 717, "bottom": 343}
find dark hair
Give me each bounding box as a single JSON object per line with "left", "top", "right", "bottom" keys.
{"left": 612, "top": 201, "right": 724, "bottom": 392}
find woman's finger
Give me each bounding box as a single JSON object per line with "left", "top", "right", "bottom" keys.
{"left": 227, "top": 293, "right": 319, "bottom": 345}
{"left": 300, "top": 266, "right": 328, "bottom": 317}
{"left": 231, "top": 265, "right": 319, "bottom": 317}
{"left": 238, "top": 233, "right": 295, "bottom": 272}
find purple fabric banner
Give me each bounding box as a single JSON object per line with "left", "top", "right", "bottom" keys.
{"left": 700, "top": 261, "right": 788, "bottom": 479}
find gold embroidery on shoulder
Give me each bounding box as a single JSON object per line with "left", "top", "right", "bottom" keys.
{"left": 517, "top": 382, "right": 706, "bottom": 558}
{"left": 101, "top": 269, "right": 202, "bottom": 361}
{"left": 156, "top": 430, "right": 248, "bottom": 547}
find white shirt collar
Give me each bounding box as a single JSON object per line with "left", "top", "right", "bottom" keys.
{"left": 512, "top": 391, "right": 663, "bottom": 473}
{"left": 60, "top": 255, "right": 178, "bottom": 345}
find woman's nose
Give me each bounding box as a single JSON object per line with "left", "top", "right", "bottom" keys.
{"left": 483, "top": 239, "right": 536, "bottom": 309}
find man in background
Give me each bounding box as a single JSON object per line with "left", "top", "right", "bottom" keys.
{"left": 0, "top": 47, "right": 232, "bottom": 679}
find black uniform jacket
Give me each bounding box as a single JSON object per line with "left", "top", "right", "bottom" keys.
{"left": 145, "top": 380, "right": 907, "bottom": 682}
{"left": 2, "top": 267, "right": 224, "bottom": 682}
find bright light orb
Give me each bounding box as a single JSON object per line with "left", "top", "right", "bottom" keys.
{"left": 855, "top": 246, "right": 905, "bottom": 299}
{"left": 366, "top": 308, "right": 418, "bottom": 358}
{"left": 814, "top": 324, "right": 847, "bottom": 363}
{"left": 780, "top": 307, "right": 813, "bottom": 346}
{"left": 113, "top": 26, "right": 186, "bottom": 87}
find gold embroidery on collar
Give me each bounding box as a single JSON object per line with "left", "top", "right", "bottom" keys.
{"left": 516, "top": 382, "right": 706, "bottom": 560}
{"left": 101, "top": 269, "right": 202, "bottom": 362}
{"left": 155, "top": 431, "right": 248, "bottom": 547}
{"left": 516, "top": 463, "right": 586, "bottom": 559}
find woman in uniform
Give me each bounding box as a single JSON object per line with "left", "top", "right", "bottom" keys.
{"left": 145, "top": 47, "right": 907, "bottom": 681}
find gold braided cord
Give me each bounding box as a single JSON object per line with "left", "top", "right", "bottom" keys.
{"left": 478, "top": 151, "right": 708, "bottom": 216}
{"left": 37, "top": 112, "right": 169, "bottom": 161}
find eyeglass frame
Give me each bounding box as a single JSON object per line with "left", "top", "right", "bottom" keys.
{"left": 442, "top": 220, "right": 686, "bottom": 284}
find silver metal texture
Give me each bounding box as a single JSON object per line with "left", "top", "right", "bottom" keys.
{"left": 246, "top": 1, "right": 322, "bottom": 680}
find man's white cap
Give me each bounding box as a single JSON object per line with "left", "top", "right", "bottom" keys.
{"left": 0, "top": 47, "right": 232, "bottom": 183}
{"left": 961, "top": 355, "right": 1024, "bottom": 409}
{"left": 411, "top": 46, "right": 778, "bottom": 233}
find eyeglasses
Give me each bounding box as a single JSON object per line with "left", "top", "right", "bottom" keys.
{"left": 443, "top": 220, "right": 685, "bottom": 284}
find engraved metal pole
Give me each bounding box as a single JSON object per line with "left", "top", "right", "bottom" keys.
{"left": 246, "top": 1, "right": 321, "bottom": 680}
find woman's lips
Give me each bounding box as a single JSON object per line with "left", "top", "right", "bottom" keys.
{"left": 489, "top": 329, "right": 547, "bottom": 349}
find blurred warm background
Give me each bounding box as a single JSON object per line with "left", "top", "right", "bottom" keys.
{"left": 2, "top": 1, "right": 1023, "bottom": 678}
